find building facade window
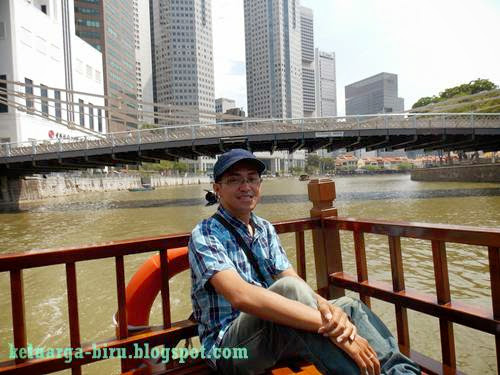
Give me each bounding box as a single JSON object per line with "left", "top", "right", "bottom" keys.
{"left": 25, "top": 78, "right": 34, "bottom": 112}
{"left": 0, "top": 75, "right": 7, "bottom": 113}
{"left": 89, "top": 103, "right": 94, "bottom": 130}
{"left": 79, "top": 99, "right": 85, "bottom": 126}
{"left": 41, "top": 85, "right": 49, "bottom": 117}
{"left": 98, "top": 108, "right": 103, "bottom": 132}
{"left": 76, "top": 19, "right": 100, "bottom": 28}
{"left": 54, "top": 90, "right": 62, "bottom": 121}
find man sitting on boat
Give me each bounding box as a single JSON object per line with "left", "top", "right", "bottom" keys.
{"left": 188, "top": 149, "right": 420, "bottom": 375}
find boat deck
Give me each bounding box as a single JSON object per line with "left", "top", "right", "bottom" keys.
{"left": 0, "top": 179, "right": 498, "bottom": 374}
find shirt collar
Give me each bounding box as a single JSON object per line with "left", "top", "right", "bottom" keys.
{"left": 216, "top": 205, "right": 264, "bottom": 238}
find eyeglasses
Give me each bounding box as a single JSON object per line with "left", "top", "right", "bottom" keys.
{"left": 220, "top": 176, "right": 262, "bottom": 187}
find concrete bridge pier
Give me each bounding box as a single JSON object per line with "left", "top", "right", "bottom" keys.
{"left": 0, "top": 176, "right": 11, "bottom": 203}
{"left": 0, "top": 175, "right": 21, "bottom": 209}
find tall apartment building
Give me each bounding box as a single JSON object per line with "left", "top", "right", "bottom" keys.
{"left": 300, "top": 6, "right": 315, "bottom": 118}
{"left": 133, "top": 0, "right": 154, "bottom": 123}
{"left": 345, "top": 72, "right": 404, "bottom": 115}
{"left": 74, "top": 0, "right": 137, "bottom": 131}
{"left": 0, "top": 0, "right": 106, "bottom": 144}
{"left": 150, "top": 0, "right": 215, "bottom": 125}
{"left": 244, "top": 0, "right": 303, "bottom": 119}
{"left": 315, "top": 49, "right": 337, "bottom": 117}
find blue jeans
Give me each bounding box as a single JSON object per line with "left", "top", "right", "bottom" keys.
{"left": 216, "top": 276, "right": 420, "bottom": 375}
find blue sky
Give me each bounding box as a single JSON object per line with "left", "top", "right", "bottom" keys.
{"left": 213, "top": 0, "right": 500, "bottom": 115}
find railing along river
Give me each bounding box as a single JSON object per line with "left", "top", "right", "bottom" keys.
{"left": 1, "top": 113, "right": 499, "bottom": 158}
{"left": 0, "top": 179, "right": 498, "bottom": 375}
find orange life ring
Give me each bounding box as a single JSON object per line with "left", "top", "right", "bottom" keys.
{"left": 125, "top": 247, "right": 189, "bottom": 328}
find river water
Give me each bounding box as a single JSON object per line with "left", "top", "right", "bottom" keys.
{"left": 1, "top": 174, "right": 499, "bottom": 374}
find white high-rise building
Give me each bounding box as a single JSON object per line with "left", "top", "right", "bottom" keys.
{"left": 315, "top": 49, "right": 337, "bottom": 117}
{"left": 244, "top": 0, "right": 303, "bottom": 119}
{"left": 215, "top": 98, "right": 236, "bottom": 113}
{"left": 151, "top": 0, "right": 215, "bottom": 124}
{"left": 300, "top": 6, "right": 315, "bottom": 118}
{"left": 133, "top": 0, "right": 154, "bottom": 123}
{"left": 0, "top": 0, "right": 106, "bottom": 144}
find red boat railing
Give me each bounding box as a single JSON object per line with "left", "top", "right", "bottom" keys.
{"left": 0, "top": 178, "right": 498, "bottom": 375}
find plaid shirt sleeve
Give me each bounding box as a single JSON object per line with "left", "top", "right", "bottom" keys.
{"left": 189, "top": 221, "right": 237, "bottom": 290}
{"left": 265, "top": 221, "right": 292, "bottom": 276}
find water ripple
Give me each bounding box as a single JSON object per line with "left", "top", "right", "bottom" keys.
{"left": 3, "top": 187, "right": 500, "bottom": 213}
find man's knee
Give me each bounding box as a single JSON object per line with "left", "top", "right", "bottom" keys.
{"left": 269, "top": 276, "right": 316, "bottom": 307}
{"left": 332, "top": 296, "right": 358, "bottom": 308}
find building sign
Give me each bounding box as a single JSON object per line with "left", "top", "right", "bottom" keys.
{"left": 48, "top": 130, "right": 81, "bottom": 141}
{"left": 315, "top": 131, "right": 344, "bottom": 138}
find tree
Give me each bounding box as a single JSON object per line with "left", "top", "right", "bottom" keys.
{"left": 397, "top": 162, "right": 414, "bottom": 171}
{"left": 321, "top": 157, "right": 336, "bottom": 173}
{"left": 412, "top": 96, "right": 437, "bottom": 109}
{"left": 305, "top": 154, "right": 320, "bottom": 175}
{"left": 140, "top": 160, "right": 189, "bottom": 174}
{"left": 290, "top": 166, "right": 304, "bottom": 175}
{"left": 412, "top": 78, "right": 498, "bottom": 108}
{"left": 306, "top": 154, "right": 320, "bottom": 168}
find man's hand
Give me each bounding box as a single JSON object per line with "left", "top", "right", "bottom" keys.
{"left": 332, "top": 335, "right": 380, "bottom": 375}
{"left": 316, "top": 295, "right": 357, "bottom": 343}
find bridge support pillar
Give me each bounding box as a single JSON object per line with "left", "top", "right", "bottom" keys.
{"left": 0, "top": 175, "right": 21, "bottom": 209}
{"left": 0, "top": 175, "right": 11, "bottom": 203}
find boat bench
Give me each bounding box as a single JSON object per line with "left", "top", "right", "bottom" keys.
{"left": 122, "top": 358, "right": 322, "bottom": 375}
{"left": 122, "top": 319, "right": 322, "bottom": 375}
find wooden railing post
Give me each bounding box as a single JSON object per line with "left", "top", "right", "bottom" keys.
{"left": 308, "top": 178, "right": 344, "bottom": 299}
{"left": 10, "top": 269, "right": 27, "bottom": 364}
{"left": 431, "top": 240, "right": 456, "bottom": 370}
{"left": 353, "top": 231, "right": 370, "bottom": 307}
{"left": 65, "top": 263, "right": 82, "bottom": 375}
{"left": 488, "top": 246, "right": 500, "bottom": 374}
{"left": 388, "top": 235, "right": 410, "bottom": 355}
{"left": 295, "top": 231, "right": 306, "bottom": 280}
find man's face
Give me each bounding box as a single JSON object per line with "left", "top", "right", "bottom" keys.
{"left": 213, "top": 162, "right": 262, "bottom": 218}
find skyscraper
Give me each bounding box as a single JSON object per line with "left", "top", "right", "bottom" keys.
{"left": 74, "top": 0, "right": 138, "bottom": 131}
{"left": 244, "top": 0, "right": 303, "bottom": 119}
{"left": 300, "top": 6, "right": 315, "bottom": 118}
{"left": 345, "top": 72, "right": 404, "bottom": 115}
{"left": 315, "top": 49, "right": 337, "bottom": 117}
{"left": 150, "top": 0, "right": 215, "bottom": 124}
{"left": 133, "top": 0, "right": 154, "bottom": 123}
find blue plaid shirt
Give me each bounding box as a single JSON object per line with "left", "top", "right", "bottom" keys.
{"left": 188, "top": 205, "right": 291, "bottom": 362}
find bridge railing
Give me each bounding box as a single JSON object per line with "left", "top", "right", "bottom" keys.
{"left": 1, "top": 113, "right": 499, "bottom": 158}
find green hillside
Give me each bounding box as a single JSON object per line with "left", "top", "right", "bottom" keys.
{"left": 410, "top": 79, "right": 500, "bottom": 113}
{"left": 410, "top": 89, "right": 500, "bottom": 113}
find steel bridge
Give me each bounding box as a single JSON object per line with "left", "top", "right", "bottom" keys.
{"left": 1, "top": 113, "right": 499, "bottom": 176}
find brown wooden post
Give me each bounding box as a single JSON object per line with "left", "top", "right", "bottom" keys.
{"left": 388, "top": 235, "right": 410, "bottom": 355}
{"left": 431, "top": 240, "right": 456, "bottom": 369}
{"left": 10, "top": 269, "right": 27, "bottom": 364}
{"left": 115, "top": 255, "right": 130, "bottom": 373}
{"left": 160, "top": 248, "right": 172, "bottom": 328}
{"left": 488, "top": 246, "right": 500, "bottom": 374}
{"left": 308, "top": 178, "right": 344, "bottom": 299}
{"left": 353, "top": 231, "right": 371, "bottom": 307}
{"left": 295, "top": 231, "right": 306, "bottom": 281}
{"left": 65, "top": 263, "right": 82, "bottom": 375}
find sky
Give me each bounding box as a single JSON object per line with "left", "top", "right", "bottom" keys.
{"left": 212, "top": 0, "right": 500, "bottom": 115}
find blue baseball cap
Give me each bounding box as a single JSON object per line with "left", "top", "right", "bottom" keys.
{"left": 213, "top": 149, "right": 266, "bottom": 181}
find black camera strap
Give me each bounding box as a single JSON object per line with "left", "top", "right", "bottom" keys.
{"left": 212, "top": 213, "right": 267, "bottom": 286}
